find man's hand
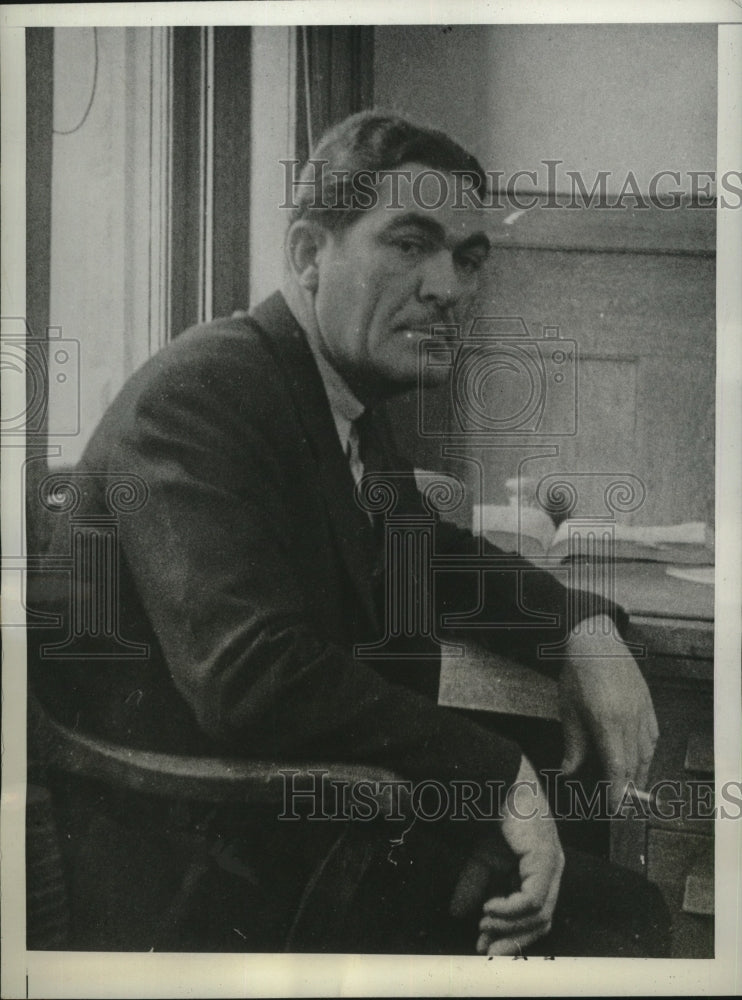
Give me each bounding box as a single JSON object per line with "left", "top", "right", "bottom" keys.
{"left": 450, "top": 756, "right": 564, "bottom": 956}
{"left": 560, "top": 615, "right": 659, "bottom": 808}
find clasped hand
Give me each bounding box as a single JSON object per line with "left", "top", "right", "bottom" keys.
{"left": 450, "top": 756, "right": 564, "bottom": 956}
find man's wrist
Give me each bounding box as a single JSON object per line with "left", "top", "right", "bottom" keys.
{"left": 565, "top": 614, "right": 624, "bottom": 657}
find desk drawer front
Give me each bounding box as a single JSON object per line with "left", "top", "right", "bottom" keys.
{"left": 647, "top": 828, "right": 714, "bottom": 958}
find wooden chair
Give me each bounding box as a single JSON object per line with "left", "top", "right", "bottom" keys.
{"left": 27, "top": 689, "right": 406, "bottom": 951}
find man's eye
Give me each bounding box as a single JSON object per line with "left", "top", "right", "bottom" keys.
{"left": 456, "top": 253, "right": 486, "bottom": 275}
{"left": 396, "top": 238, "right": 426, "bottom": 255}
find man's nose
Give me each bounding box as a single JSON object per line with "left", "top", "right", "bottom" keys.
{"left": 417, "top": 250, "right": 465, "bottom": 309}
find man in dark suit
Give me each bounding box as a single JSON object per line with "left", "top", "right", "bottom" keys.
{"left": 34, "top": 111, "right": 668, "bottom": 956}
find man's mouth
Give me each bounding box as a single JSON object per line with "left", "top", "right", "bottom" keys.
{"left": 396, "top": 320, "right": 451, "bottom": 340}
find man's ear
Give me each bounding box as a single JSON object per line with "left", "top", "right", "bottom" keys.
{"left": 285, "top": 220, "right": 329, "bottom": 293}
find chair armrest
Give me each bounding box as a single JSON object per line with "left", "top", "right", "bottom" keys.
{"left": 32, "top": 698, "right": 405, "bottom": 813}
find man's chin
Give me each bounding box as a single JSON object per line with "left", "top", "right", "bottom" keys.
{"left": 386, "top": 363, "right": 448, "bottom": 393}
{"left": 417, "top": 367, "right": 451, "bottom": 390}
{"left": 366, "top": 355, "right": 449, "bottom": 398}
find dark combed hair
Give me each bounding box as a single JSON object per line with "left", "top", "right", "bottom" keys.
{"left": 288, "top": 109, "right": 488, "bottom": 230}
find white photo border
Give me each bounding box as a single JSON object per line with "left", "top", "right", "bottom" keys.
{"left": 2, "top": 2, "right": 740, "bottom": 997}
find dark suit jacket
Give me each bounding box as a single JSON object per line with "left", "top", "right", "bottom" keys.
{"left": 33, "top": 291, "right": 625, "bottom": 796}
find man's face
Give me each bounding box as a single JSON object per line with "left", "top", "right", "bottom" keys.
{"left": 311, "top": 162, "right": 490, "bottom": 400}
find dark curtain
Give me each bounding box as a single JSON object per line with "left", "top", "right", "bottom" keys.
{"left": 295, "top": 26, "right": 374, "bottom": 163}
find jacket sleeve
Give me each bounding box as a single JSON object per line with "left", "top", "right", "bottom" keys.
{"left": 432, "top": 515, "right": 630, "bottom": 677}
{"left": 109, "top": 340, "right": 523, "bottom": 796}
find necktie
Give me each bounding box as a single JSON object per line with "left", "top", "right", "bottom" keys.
{"left": 354, "top": 410, "right": 389, "bottom": 481}
{"left": 353, "top": 411, "right": 426, "bottom": 523}
{"left": 352, "top": 410, "right": 391, "bottom": 546}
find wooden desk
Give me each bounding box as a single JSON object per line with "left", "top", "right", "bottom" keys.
{"left": 438, "top": 560, "right": 714, "bottom": 958}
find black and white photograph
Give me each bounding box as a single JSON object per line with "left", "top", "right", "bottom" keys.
{"left": 1, "top": 2, "right": 741, "bottom": 997}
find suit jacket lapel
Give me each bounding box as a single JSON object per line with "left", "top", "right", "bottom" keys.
{"left": 249, "top": 292, "right": 380, "bottom": 631}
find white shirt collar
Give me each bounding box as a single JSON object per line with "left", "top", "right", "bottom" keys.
{"left": 306, "top": 338, "right": 365, "bottom": 454}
